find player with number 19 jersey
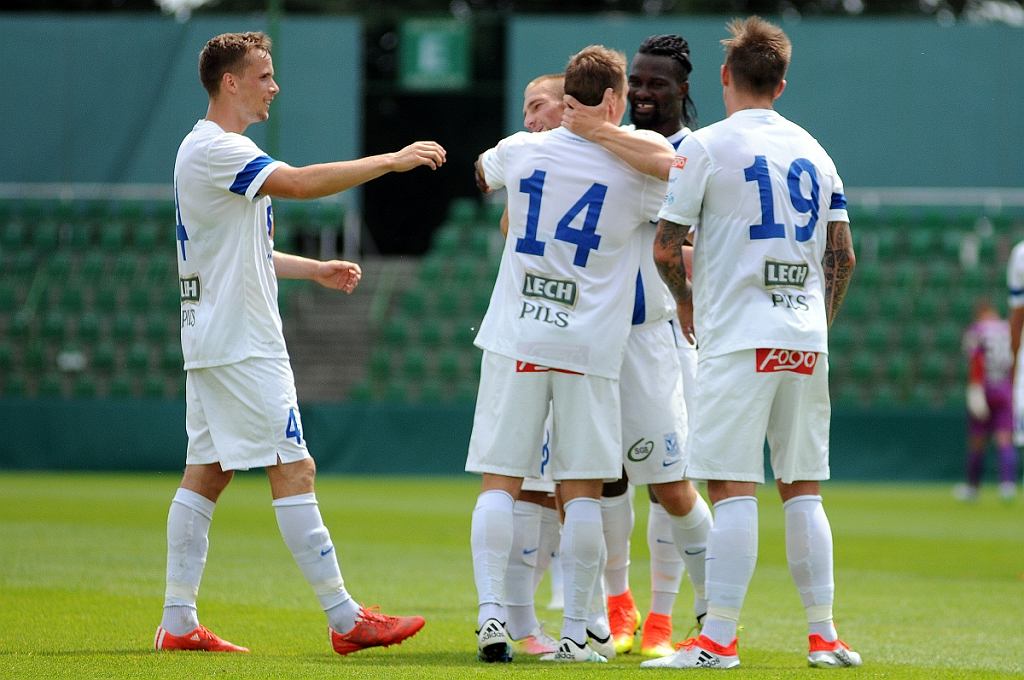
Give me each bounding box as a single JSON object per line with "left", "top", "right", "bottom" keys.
{"left": 659, "top": 110, "right": 848, "bottom": 358}
{"left": 476, "top": 126, "right": 671, "bottom": 378}
{"left": 174, "top": 119, "right": 286, "bottom": 370}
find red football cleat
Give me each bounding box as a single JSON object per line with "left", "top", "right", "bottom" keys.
{"left": 330, "top": 607, "right": 426, "bottom": 656}
{"left": 154, "top": 625, "right": 249, "bottom": 652}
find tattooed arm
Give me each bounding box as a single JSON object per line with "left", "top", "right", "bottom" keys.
{"left": 654, "top": 218, "right": 696, "bottom": 344}
{"left": 822, "top": 220, "right": 856, "bottom": 327}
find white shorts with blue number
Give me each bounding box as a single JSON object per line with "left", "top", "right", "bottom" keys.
{"left": 521, "top": 407, "right": 556, "bottom": 493}
{"left": 686, "top": 349, "right": 830, "bottom": 484}
{"left": 185, "top": 357, "right": 310, "bottom": 471}
{"left": 619, "top": 320, "right": 688, "bottom": 485}
{"left": 466, "top": 351, "right": 621, "bottom": 481}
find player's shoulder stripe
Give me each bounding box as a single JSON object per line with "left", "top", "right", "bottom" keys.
{"left": 229, "top": 155, "right": 274, "bottom": 196}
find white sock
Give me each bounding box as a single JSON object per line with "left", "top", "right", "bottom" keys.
{"left": 471, "top": 489, "right": 515, "bottom": 628}
{"left": 784, "top": 495, "right": 837, "bottom": 641}
{"left": 702, "top": 496, "right": 758, "bottom": 646}
{"left": 647, "top": 502, "right": 684, "bottom": 616}
{"left": 587, "top": 537, "right": 610, "bottom": 638}
{"left": 506, "top": 500, "right": 543, "bottom": 639}
{"left": 561, "top": 497, "right": 604, "bottom": 645}
{"left": 534, "top": 506, "right": 561, "bottom": 593}
{"left": 668, "top": 493, "right": 713, "bottom": 618}
{"left": 161, "top": 488, "right": 214, "bottom": 635}
{"left": 273, "top": 493, "right": 359, "bottom": 633}
{"left": 600, "top": 491, "right": 634, "bottom": 596}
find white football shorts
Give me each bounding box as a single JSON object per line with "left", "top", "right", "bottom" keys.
{"left": 670, "top": 318, "right": 698, "bottom": 432}
{"left": 466, "top": 351, "right": 621, "bottom": 481}
{"left": 521, "top": 407, "right": 556, "bottom": 493}
{"left": 619, "top": 321, "right": 688, "bottom": 485}
{"left": 686, "top": 348, "right": 830, "bottom": 484}
{"left": 185, "top": 357, "right": 310, "bottom": 471}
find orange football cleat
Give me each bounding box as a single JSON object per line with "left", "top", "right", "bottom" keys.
{"left": 154, "top": 625, "right": 249, "bottom": 652}
{"left": 330, "top": 606, "right": 425, "bottom": 656}
{"left": 639, "top": 611, "right": 675, "bottom": 657}
{"left": 607, "top": 590, "right": 641, "bottom": 654}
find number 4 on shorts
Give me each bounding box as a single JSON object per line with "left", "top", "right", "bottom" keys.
{"left": 285, "top": 408, "right": 303, "bottom": 445}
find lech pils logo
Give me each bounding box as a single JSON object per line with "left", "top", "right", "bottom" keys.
{"left": 179, "top": 274, "right": 201, "bottom": 303}
{"left": 522, "top": 272, "right": 577, "bottom": 308}
{"left": 763, "top": 259, "right": 809, "bottom": 288}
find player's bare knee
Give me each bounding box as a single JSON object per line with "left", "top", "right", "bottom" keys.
{"left": 651, "top": 480, "right": 697, "bottom": 516}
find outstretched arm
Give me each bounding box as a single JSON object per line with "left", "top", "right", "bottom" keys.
{"left": 561, "top": 89, "right": 674, "bottom": 180}
{"left": 654, "top": 218, "right": 695, "bottom": 344}
{"left": 262, "top": 141, "right": 447, "bottom": 200}
{"left": 273, "top": 252, "right": 361, "bottom": 294}
{"left": 822, "top": 220, "right": 856, "bottom": 327}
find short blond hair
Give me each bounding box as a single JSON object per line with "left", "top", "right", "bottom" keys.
{"left": 525, "top": 73, "right": 564, "bottom": 99}
{"left": 199, "top": 31, "right": 272, "bottom": 96}
{"left": 721, "top": 16, "right": 791, "bottom": 97}
{"left": 564, "top": 45, "right": 626, "bottom": 106}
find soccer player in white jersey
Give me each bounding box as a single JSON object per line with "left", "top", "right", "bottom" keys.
{"left": 638, "top": 17, "right": 861, "bottom": 669}
{"left": 1007, "top": 241, "right": 1024, "bottom": 480}
{"left": 467, "top": 45, "right": 672, "bottom": 664}
{"left": 596, "top": 35, "right": 712, "bottom": 659}
{"left": 155, "top": 32, "right": 445, "bottom": 656}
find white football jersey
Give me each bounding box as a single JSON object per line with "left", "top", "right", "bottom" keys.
{"left": 1007, "top": 241, "right": 1024, "bottom": 311}
{"left": 476, "top": 126, "right": 671, "bottom": 378}
{"left": 659, "top": 109, "right": 848, "bottom": 358}
{"left": 174, "top": 119, "right": 287, "bottom": 369}
{"left": 631, "top": 126, "right": 691, "bottom": 327}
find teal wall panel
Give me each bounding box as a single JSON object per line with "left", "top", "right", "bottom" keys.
{"left": 0, "top": 398, "right": 973, "bottom": 482}
{"left": 0, "top": 14, "right": 360, "bottom": 184}
{"left": 506, "top": 16, "right": 1024, "bottom": 189}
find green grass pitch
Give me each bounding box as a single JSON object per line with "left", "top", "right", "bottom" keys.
{"left": 1, "top": 472, "right": 1021, "bottom": 679}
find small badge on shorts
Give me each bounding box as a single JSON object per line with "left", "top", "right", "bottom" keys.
{"left": 755, "top": 348, "right": 817, "bottom": 375}
{"left": 627, "top": 438, "right": 655, "bottom": 462}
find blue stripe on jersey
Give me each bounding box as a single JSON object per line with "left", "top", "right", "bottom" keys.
{"left": 631, "top": 269, "right": 645, "bottom": 325}
{"left": 1010, "top": 287, "right": 1024, "bottom": 297}
{"left": 830, "top": 191, "right": 847, "bottom": 211}
{"left": 229, "top": 155, "right": 274, "bottom": 196}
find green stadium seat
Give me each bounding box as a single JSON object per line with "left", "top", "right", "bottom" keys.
{"left": 77, "top": 310, "right": 101, "bottom": 344}
{"left": 932, "top": 322, "right": 961, "bottom": 353}
{"left": 874, "top": 230, "right": 897, "bottom": 258}
{"left": 949, "top": 291, "right": 977, "bottom": 324}
{"left": 832, "top": 382, "right": 863, "bottom": 409}
{"left": 400, "top": 288, "right": 427, "bottom": 319}
{"left": 10, "top": 250, "right": 35, "bottom": 277}
{"left": 481, "top": 200, "right": 506, "bottom": 226}
{"left": 437, "top": 349, "right": 461, "bottom": 382}
{"left": 849, "top": 350, "right": 876, "bottom": 383}
{"left": 368, "top": 347, "right": 391, "bottom": 381}
{"left": 854, "top": 262, "right": 881, "bottom": 288}
{"left": 891, "top": 260, "right": 918, "bottom": 289}
{"left": 0, "top": 282, "right": 16, "bottom": 313}
{"left": 128, "top": 287, "right": 151, "bottom": 314}
{"left": 863, "top": 321, "right": 889, "bottom": 352}
{"left": 143, "top": 374, "right": 166, "bottom": 399}
{"left": 113, "top": 254, "right": 138, "bottom": 281}
{"left": 73, "top": 374, "right": 98, "bottom": 398}
{"left": 939, "top": 231, "right": 963, "bottom": 260}
{"left": 942, "top": 385, "right": 964, "bottom": 410}
{"left": 133, "top": 222, "right": 159, "bottom": 251}
{"left": 382, "top": 316, "right": 409, "bottom": 347}
{"left": 41, "top": 309, "right": 66, "bottom": 342}
{"left": 870, "top": 382, "right": 900, "bottom": 409}
{"left": 161, "top": 341, "right": 182, "bottom": 372}
{"left": 923, "top": 261, "right": 953, "bottom": 289}
{"left": 907, "top": 384, "right": 938, "bottom": 408}
{"left": 79, "top": 251, "right": 105, "bottom": 282}
{"left": 4, "top": 373, "right": 27, "bottom": 397}
{"left": 38, "top": 373, "right": 63, "bottom": 398}
{"left": 453, "top": 258, "right": 479, "bottom": 285}
{"left": 418, "top": 255, "right": 444, "bottom": 284}
{"left": 145, "top": 255, "right": 175, "bottom": 285}
{"left": 60, "top": 286, "right": 85, "bottom": 314}
{"left": 918, "top": 354, "right": 948, "bottom": 382}
{"left": 108, "top": 374, "right": 132, "bottom": 398}
{"left": 94, "top": 284, "right": 119, "bottom": 314}
{"left": 907, "top": 228, "right": 936, "bottom": 258}
{"left": 434, "top": 285, "right": 466, "bottom": 315}
{"left": 912, "top": 296, "right": 941, "bottom": 324}
{"left": 91, "top": 341, "right": 116, "bottom": 373}
{"left": 383, "top": 378, "right": 412, "bottom": 403}
{"left": 885, "top": 352, "right": 911, "bottom": 384}
{"left": 32, "top": 220, "right": 59, "bottom": 252}
{"left": 470, "top": 288, "right": 491, "bottom": 316}
{"left": 66, "top": 222, "right": 92, "bottom": 251}
{"left": 47, "top": 252, "right": 72, "bottom": 279}
{"left": 898, "top": 323, "right": 927, "bottom": 354}
{"left": 432, "top": 228, "right": 461, "bottom": 256}
{"left": 112, "top": 311, "right": 135, "bottom": 341}
{"left": 839, "top": 293, "right": 869, "bottom": 321}
{"left": 0, "top": 342, "right": 11, "bottom": 372}
{"left": 828, "top": 324, "right": 854, "bottom": 354}
{"left": 126, "top": 343, "right": 150, "bottom": 374}
{"left": 978, "top": 236, "right": 996, "bottom": 261}
{"left": 447, "top": 197, "right": 479, "bottom": 226}
{"left": 468, "top": 229, "right": 493, "bottom": 258}
{"left": 401, "top": 347, "right": 427, "bottom": 381}
{"left": 100, "top": 222, "right": 126, "bottom": 250}
{"left": 145, "top": 312, "right": 169, "bottom": 342}
{"left": 960, "top": 266, "right": 988, "bottom": 292}
{"left": 418, "top": 377, "right": 445, "bottom": 404}
{"left": 9, "top": 310, "right": 32, "bottom": 341}
{"left": 1, "top": 220, "right": 25, "bottom": 249}
{"left": 418, "top": 318, "right": 444, "bottom": 348}
{"left": 347, "top": 380, "right": 372, "bottom": 403}
{"left": 455, "top": 377, "right": 479, "bottom": 403}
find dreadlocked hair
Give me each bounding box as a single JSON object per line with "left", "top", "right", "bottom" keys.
{"left": 638, "top": 34, "right": 698, "bottom": 129}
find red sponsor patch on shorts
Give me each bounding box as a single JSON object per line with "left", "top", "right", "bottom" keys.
{"left": 755, "top": 348, "right": 818, "bottom": 375}
{"left": 671, "top": 155, "right": 687, "bottom": 170}
{"left": 515, "top": 361, "right": 583, "bottom": 375}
